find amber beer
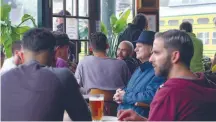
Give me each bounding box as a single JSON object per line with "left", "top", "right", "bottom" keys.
{"left": 89, "top": 94, "right": 104, "bottom": 121}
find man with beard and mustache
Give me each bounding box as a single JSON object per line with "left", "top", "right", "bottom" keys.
{"left": 117, "top": 29, "right": 216, "bottom": 121}
{"left": 113, "top": 31, "right": 165, "bottom": 118}
{"left": 117, "top": 41, "right": 140, "bottom": 74}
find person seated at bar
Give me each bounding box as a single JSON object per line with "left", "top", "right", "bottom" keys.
{"left": 117, "top": 30, "right": 216, "bottom": 121}
{"left": 1, "top": 40, "right": 23, "bottom": 74}
{"left": 117, "top": 41, "right": 140, "bottom": 74}
{"left": 52, "top": 31, "right": 69, "bottom": 68}
{"left": 1, "top": 28, "right": 91, "bottom": 121}
{"left": 75, "top": 32, "right": 130, "bottom": 94}
{"left": 113, "top": 31, "right": 165, "bottom": 117}
{"left": 180, "top": 21, "right": 204, "bottom": 72}
{"left": 52, "top": 31, "right": 77, "bottom": 72}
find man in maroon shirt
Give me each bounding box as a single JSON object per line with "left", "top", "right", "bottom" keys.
{"left": 118, "top": 29, "right": 216, "bottom": 121}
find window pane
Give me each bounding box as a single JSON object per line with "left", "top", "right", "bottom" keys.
{"left": 79, "top": 41, "right": 89, "bottom": 61}
{"left": 213, "top": 32, "right": 216, "bottom": 45}
{"left": 66, "top": 0, "right": 77, "bottom": 16}
{"left": 53, "top": 0, "right": 63, "bottom": 14}
{"left": 66, "top": 18, "right": 79, "bottom": 39}
{"left": 183, "top": 19, "right": 194, "bottom": 24}
{"left": 204, "top": 32, "right": 209, "bottom": 45}
{"left": 79, "top": 0, "right": 88, "bottom": 17}
{"left": 160, "top": 20, "right": 165, "bottom": 26}
{"left": 168, "top": 20, "right": 179, "bottom": 26}
{"left": 213, "top": 39, "right": 216, "bottom": 45}
{"left": 182, "top": 0, "right": 189, "bottom": 4}
{"left": 197, "top": 33, "right": 203, "bottom": 39}
{"left": 213, "top": 32, "right": 216, "bottom": 37}
{"left": 53, "top": 17, "right": 65, "bottom": 31}
{"left": 5, "top": 0, "right": 38, "bottom": 27}
{"left": 197, "top": 18, "right": 209, "bottom": 24}
{"left": 214, "top": 17, "right": 216, "bottom": 25}
{"left": 79, "top": 19, "right": 89, "bottom": 39}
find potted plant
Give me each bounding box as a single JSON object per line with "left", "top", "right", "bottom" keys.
{"left": 101, "top": 8, "right": 131, "bottom": 58}
{"left": 0, "top": 0, "right": 36, "bottom": 57}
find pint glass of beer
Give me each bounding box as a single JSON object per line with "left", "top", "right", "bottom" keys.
{"left": 89, "top": 94, "right": 104, "bottom": 121}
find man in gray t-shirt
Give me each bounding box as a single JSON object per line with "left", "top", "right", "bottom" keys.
{"left": 75, "top": 32, "right": 130, "bottom": 94}
{"left": 1, "top": 28, "right": 91, "bottom": 121}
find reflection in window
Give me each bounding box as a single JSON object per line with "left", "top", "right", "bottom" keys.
{"left": 79, "top": 0, "right": 88, "bottom": 16}
{"left": 79, "top": 19, "right": 89, "bottom": 39}
{"left": 197, "top": 32, "right": 209, "bottom": 45}
{"left": 213, "top": 32, "right": 216, "bottom": 45}
{"left": 197, "top": 18, "right": 209, "bottom": 24}
{"left": 160, "top": 20, "right": 165, "bottom": 26}
{"left": 168, "top": 20, "right": 179, "bottom": 26}
{"left": 183, "top": 19, "right": 194, "bottom": 24}
{"left": 79, "top": 42, "right": 89, "bottom": 61}
{"left": 5, "top": 0, "right": 38, "bottom": 27}
{"left": 116, "top": 0, "right": 133, "bottom": 23}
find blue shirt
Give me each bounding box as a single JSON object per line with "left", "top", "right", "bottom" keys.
{"left": 118, "top": 61, "right": 165, "bottom": 117}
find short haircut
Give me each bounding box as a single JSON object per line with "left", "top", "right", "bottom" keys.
{"left": 58, "top": 10, "right": 71, "bottom": 16}
{"left": 179, "top": 21, "right": 193, "bottom": 33}
{"left": 90, "top": 32, "right": 107, "bottom": 52}
{"left": 12, "top": 40, "right": 21, "bottom": 55}
{"left": 52, "top": 31, "right": 69, "bottom": 47}
{"left": 22, "top": 28, "right": 56, "bottom": 53}
{"left": 155, "top": 29, "right": 194, "bottom": 68}
{"left": 132, "top": 13, "right": 148, "bottom": 30}
{"left": 121, "top": 41, "right": 134, "bottom": 54}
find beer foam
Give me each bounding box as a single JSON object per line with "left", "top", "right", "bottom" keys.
{"left": 89, "top": 95, "right": 104, "bottom": 101}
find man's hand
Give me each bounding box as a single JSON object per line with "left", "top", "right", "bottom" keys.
{"left": 117, "top": 109, "right": 147, "bottom": 121}
{"left": 113, "top": 89, "right": 125, "bottom": 104}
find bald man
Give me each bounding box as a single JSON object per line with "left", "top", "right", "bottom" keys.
{"left": 117, "top": 41, "right": 140, "bottom": 74}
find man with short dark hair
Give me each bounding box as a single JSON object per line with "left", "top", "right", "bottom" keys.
{"left": 118, "top": 30, "right": 216, "bottom": 121}
{"left": 1, "top": 28, "right": 91, "bottom": 121}
{"left": 52, "top": 31, "right": 69, "bottom": 68}
{"left": 1, "top": 40, "right": 22, "bottom": 74}
{"left": 75, "top": 32, "right": 130, "bottom": 94}
{"left": 180, "top": 21, "right": 204, "bottom": 72}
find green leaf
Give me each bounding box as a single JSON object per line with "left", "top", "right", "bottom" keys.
{"left": 119, "top": 8, "right": 131, "bottom": 21}
{"left": 113, "top": 19, "right": 127, "bottom": 34}
{"left": 112, "top": 9, "right": 131, "bottom": 34}
{"left": 11, "top": 27, "right": 22, "bottom": 41}
{"left": 0, "top": 3, "right": 11, "bottom": 21}
{"left": 100, "top": 22, "right": 108, "bottom": 36}
{"left": 18, "top": 14, "right": 37, "bottom": 27}
{"left": 3, "top": 33, "right": 13, "bottom": 57}
{"left": 14, "top": 26, "right": 30, "bottom": 34}
{"left": 110, "top": 14, "right": 117, "bottom": 29}
{"left": 21, "top": 14, "right": 32, "bottom": 22}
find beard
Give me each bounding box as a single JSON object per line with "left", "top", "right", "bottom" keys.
{"left": 157, "top": 55, "right": 172, "bottom": 78}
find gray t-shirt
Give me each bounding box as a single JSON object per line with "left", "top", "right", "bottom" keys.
{"left": 75, "top": 56, "right": 131, "bottom": 94}
{"left": 1, "top": 60, "right": 91, "bottom": 121}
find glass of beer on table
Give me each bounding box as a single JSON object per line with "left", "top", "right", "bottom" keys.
{"left": 89, "top": 94, "right": 104, "bottom": 121}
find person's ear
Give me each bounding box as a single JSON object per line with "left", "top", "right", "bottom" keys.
{"left": 171, "top": 51, "right": 180, "bottom": 64}
{"left": 18, "top": 51, "right": 24, "bottom": 64}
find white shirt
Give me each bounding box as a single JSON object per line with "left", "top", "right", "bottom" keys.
{"left": 1, "top": 57, "right": 17, "bottom": 75}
